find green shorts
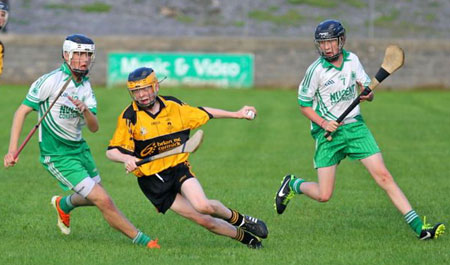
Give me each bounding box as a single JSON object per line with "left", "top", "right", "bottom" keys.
{"left": 314, "top": 121, "right": 380, "bottom": 168}
{"left": 40, "top": 149, "right": 100, "bottom": 193}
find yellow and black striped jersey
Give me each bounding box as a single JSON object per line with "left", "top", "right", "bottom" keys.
{"left": 0, "top": 41, "right": 4, "bottom": 76}
{"left": 108, "top": 96, "right": 212, "bottom": 177}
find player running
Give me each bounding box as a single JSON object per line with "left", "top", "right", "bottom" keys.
{"left": 274, "top": 19, "right": 445, "bottom": 240}
{"left": 4, "top": 34, "right": 159, "bottom": 249}
{"left": 106, "top": 67, "right": 268, "bottom": 249}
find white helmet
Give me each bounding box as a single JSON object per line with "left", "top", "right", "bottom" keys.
{"left": 62, "top": 34, "right": 95, "bottom": 76}
{"left": 0, "top": 1, "right": 9, "bottom": 30}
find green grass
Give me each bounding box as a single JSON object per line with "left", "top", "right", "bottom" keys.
{"left": 287, "top": 0, "right": 365, "bottom": 8}
{"left": 288, "top": 0, "right": 337, "bottom": 8}
{"left": 374, "top": 9, "right": 401, "bottom": 27}
{"left": 248, "top": 9, "right": 304, "bottom": 26}
{"left": 44, "top": 2, "right": 111, "bottom": 13}
{"left": 176, "top": 14, "right": 195, "bottom": 24}
{"left": 0, "top": 86, "right": 449, "bottom": 264}
{"left": 80, "top": 2, "right": 112, "bottom": 13}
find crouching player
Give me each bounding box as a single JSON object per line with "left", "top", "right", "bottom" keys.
{"left": 106, "top": 67, "right": 268, "bottom": 249}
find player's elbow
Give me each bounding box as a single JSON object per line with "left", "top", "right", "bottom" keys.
{"left": 87, "top": 122, "right": 99, "bottom": 132}
{"left": 90, "top": 125, "right": 99, "bottom": 133}
{"left": 105, "top": 149, "right": 114, "bottom": 160}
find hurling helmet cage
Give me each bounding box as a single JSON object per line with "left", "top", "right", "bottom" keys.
{"left": 314, "top": 19, "right": 346, "bottom": 62}
{"left": 62, "top": 34, "right": 95, "bottom": 76}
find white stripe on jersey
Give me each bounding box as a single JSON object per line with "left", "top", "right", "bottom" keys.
{"left": 26, "top": 68, "right": 97, "bottom": 142}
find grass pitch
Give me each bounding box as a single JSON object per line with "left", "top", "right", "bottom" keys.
{"left": 0, "top": 85, "right": 449, "bottom": 265}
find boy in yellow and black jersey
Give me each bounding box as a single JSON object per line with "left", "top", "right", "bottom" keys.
{"left": 109, "top": 95, "right": 211, "bottom": 177}
{"left": 0, "top": 1, "right": 9, "bottom": 77}
{"left": 107, "top": 67, "right": 268, "bottom": 249}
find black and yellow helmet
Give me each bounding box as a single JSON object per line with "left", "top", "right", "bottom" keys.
{"left": 127, "top": 67, "right": 159, "bottom": 107}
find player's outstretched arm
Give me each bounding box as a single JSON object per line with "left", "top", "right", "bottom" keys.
{"left": 4, "top": 105, "right": 34, "bottom": 168}
{"left": 203, "top": 105, "right": 256, "bottom": 120}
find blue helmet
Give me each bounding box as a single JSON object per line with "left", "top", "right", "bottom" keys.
{"left": 0, "top": 1, "right": 9, "bottom": 30}
{"left": 62, "top": 34, "right": 95, "bottom": 76}
{"left": 127, "top": 67, "right": 159, "bottom": 108}
{"left": 314, "top": 19, "right": 346, "bottom": 62}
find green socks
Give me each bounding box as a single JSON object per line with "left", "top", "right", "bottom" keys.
{"left": 404, "top": 210, "right": 423, "bottom": 235}
{"left": 289, "top": 177, "right": 305, "bottom": 194}
{"left": 59, "top": 195, "right": 75, "bottom": 213}
{"left": 132, "top": 231, "right": 151, "bottom": 246}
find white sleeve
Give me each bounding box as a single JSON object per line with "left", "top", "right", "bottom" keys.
{"left": 298, "top": 62, "right": 320, "bottom": 107}
{"left": 24, "top": 75, "right": 57, "bottom": 107}
{"left": 83, "top": 85, "right": 97, "bottom": 114}
{"left": 355, "top": 55, "right": 371, "bottom": 87}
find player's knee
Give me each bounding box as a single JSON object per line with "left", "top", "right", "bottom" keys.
{"left": 318, "top": 194, "right": 332, "bottom": 202}
{"left": 193, "top": 201, "right": 215, "bottom": 215}
{"left": 375, "top": 170, "right": 394, "bottom": 186}
{"left": 195, "top": 215, "right": 216, "bottom": 230}
{"left": 92, "top": 194, "right": 115, "bottom": 211}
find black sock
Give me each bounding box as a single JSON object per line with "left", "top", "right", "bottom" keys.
{"left": 227, "top": 208, "right": 244, "bottom": 226}
{"left": 234, "top": 228, "right": 258, "bottom": 245}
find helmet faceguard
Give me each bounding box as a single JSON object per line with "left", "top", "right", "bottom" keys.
{"left": 127, "top": 67, "right": 159, "bottom": 108}
{"left": 314, "top": 19, "right": 346, "bottom": 62}
{"left": 62, "top": 34, "right": 95, "bottom": 77}
{"left": 0, "top": 2, "right": 9, "bottom": 30}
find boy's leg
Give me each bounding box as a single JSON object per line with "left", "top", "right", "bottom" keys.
{"left": 86, "top": 183, "right": 159, "bottom": 248}
{"left": 361, "top": 153, "right": 412, "bottom": 214}
{"left": 170, "top": 193, "right": 262, "bottom": 249}
{"left": 180, "top": 178, "right": 268, "bottom": 239}
{"left": 86, "top": 183, "right": 139, "bottom": 238}
{"left": 361, "top": 153, "right": 445, "bottom": 240}
{"left": 301, "top": 166, "right": 337, "bottom": 202}
{"left": 274, "top": 165, "right": 337, "bottom": 214}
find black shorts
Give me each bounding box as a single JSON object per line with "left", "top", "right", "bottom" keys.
{"left": 137, "top": 161, "right": 195, "bottom": 214}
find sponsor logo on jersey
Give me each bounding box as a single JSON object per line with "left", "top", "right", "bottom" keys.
{"left": 324, "top": 80, "right": 335, "bottom": 87}
{"left": 140, "top": 137, "right": 182, "bottom": 157}
{"left": 330, "top": 84, "right": 356, "bottom": 105}
{"left": 59, "top": 105, "right": 79, "bottom": 119}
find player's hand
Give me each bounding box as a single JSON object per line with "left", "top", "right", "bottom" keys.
{"left": 358, "top": 81, "right": 374, "bottom": 102}
{"left": 3, "top": 152, "right": 18, "bottom": 168}
{"left": 124, "top": 156, "right": 139, "bottom": 173}
{"left": 322, "top": 120, "right": 340, "bottom": 133}
{"left": 238, "top": 106, "right": 257, "bottom": 120}
{"left": 68, "top": 96, "right": 88, "bottom": 113}
{"left": 147, "top": 239, "right": 160, "bottom": 249}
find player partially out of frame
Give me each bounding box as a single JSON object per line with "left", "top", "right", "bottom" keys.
{"left": 274, "top": 19, "right": 445, "bottom": 240}
{"left": 4, "top": 34, "right": 159, "bottom": 249}
{"left": 106, "top": 67, "right": 268, "bottom": 249}
{"left": 0, "top": 1, "right": 9, "bottom": 76}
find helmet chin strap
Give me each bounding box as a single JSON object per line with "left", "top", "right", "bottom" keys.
{"left": 136, "top": 97, "right": 157, "bottom": 109}
{"left": 324, "top": 51, "right": 342, "bottom": 62}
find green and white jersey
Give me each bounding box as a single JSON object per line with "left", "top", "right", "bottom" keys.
{"left": 23, "top": 63, "right": 97, "bottom": 156}
{"left": 298, "top": 50, "right": 370, "bottom": 136}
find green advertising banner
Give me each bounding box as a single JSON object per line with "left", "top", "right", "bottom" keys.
{"left": 108, "top": 53, "right": 254, "bottom": 88}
